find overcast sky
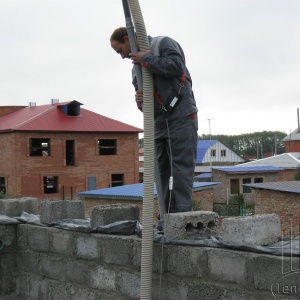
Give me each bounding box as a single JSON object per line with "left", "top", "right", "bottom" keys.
{"left": 0, "top": 0, "right": 299, "bottom": 137}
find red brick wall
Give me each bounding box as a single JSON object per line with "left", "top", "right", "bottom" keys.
{"left": 193, "top": 189, "right": 214, "bottom": 211}
{"left": 284, "top": 140, "right": 300, "bottom": 152}
{"left": 254, "top": 189, "right": 300, "bottom": 237}
{"left": 0, "top": 131, "right": 139, "bottom": 199}
{"left": 278, "top": 169, "right": 297, "bottom": 181}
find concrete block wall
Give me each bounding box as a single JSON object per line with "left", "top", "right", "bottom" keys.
{"left": 1, "top": 223, "right": 300, "bottom": 299}
{"left": 0, "top": 225, "right": 19, "bottom": 299}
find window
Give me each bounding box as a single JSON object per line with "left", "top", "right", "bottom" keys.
{"left": 30, "top": 138, "right": 50, "bottom": 156}
{"left": 254, "top": 177, "right": 263, "bottom": 183}
{"left": 0, "top": 177, "right": 6, "bottom": 194}
{"left": 242, "top": 178, "right": 251, "bottom": 193}
{"left": 44, "top": 176, "right": 58, "bottom": 194}
{"left": 98, "top": 139, "right": 117, "bottom": 155}
{"left": 211, "top": 149, "right": 216, "bottom": 157}
{"left": 111, "top": 174, "right": 124, "bottom": 187}
{"left": 221, "top": 149, "right": 226, "bottom": 157}
{"left": 66, "top": 140, "right": 75, "bottom": 166}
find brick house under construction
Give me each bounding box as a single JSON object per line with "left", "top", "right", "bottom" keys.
{"left": 0, "top": 100, "right": 142, "bottom": 199}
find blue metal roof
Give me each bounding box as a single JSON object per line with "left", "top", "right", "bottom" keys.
{"left": 243, "top": 181, "right": 300, "bottom": 194}
{"left": 78, "top": 182, "right": 219, "bottom": 199}
{"left": 195, "top": 172, "right": 212, "bottom": 179}
{"left": 196, "top": 140, "right": 217, "bottom": 164}
{"left": 212, "top": 165, "right": 283, "bottom": 173}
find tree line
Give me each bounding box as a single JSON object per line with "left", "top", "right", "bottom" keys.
{"left": 139, "top": 131, "right": 287, "bottom": 159}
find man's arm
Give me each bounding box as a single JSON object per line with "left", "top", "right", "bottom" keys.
{"left": 130, "top": 37, "right": 185, "bottom": 78}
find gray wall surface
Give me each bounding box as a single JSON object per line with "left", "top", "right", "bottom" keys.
{"left": 1, "top": 223, "right": 300, "bottom": 300}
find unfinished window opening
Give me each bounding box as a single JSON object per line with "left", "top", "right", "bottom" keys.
{"left": 111, "top": 174, "right": 124, "bottom": 187}
{"left": 98, "top": 139, "right": 117, "bottom": 155}
{"left": 221, "top": 149, "right": 226, "bottom": 157}
{"left": 66, "top": 140, "right": 75, "bottom": 166}
{"left": 30, "top": 138, "right": 50, "bottom": 156}
{"left": 242, "top": 178, "right": 251, "bottom": 193}
{"left": 211, "top": 149, "right": 216, "bottom": 157}
{"left": 44, "top": 176, "right": 58, "bottom": 194}
{"left": 254, "top": 177, "right": 263, "bottom": 183}
{"left": 0, "top": 177, "right": 6, "bottom": 194}
{"left": 230, "top": 178, "right": 239, "bottom": 194}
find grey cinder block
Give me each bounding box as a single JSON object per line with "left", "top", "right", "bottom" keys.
{"left": 164, "top": 211, "right": 219, "bottom": 240}
{"left": 0, "top": 197, "right": 38, "bottom": 217}
{"left": 222, "top": 213, "right": 281, "bottom": 246}
{"left": 40, "top": 200, "right": 85, "bottom": 224}
{"left": 90, "top": 204, "right": 139, "bottom": 228}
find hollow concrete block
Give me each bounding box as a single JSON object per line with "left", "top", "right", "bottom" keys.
{"left": 164, "top": 211, "right": 219, "bottom": 240}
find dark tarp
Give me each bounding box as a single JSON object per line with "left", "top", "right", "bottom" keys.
{"left": 0, "top": 213, "right": 299, "bottom": 257}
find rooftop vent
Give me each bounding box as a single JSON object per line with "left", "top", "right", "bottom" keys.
{"left": 51, "top": 99, "right": 59, "bottom": 105}
{"left": 28, "top": 102, "right": 36, "bottom": 107}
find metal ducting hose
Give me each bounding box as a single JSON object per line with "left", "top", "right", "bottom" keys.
{"left": 125, "top": 0, "right": 154, "bottom": 298}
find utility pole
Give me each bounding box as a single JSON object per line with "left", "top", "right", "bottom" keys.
{"left": 274, "top": 132, "right": 277, "bottom": 156}
{"left": 208, "top": 118, "right": 212, "bottom": 181}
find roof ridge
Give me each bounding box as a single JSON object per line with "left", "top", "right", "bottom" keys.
{"left": 287, "top": 152, "right": 300, "bottom": 163}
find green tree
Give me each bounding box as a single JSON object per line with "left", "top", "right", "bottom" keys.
{"left": 294, "top": 167, "right": 300, "bottom": 180}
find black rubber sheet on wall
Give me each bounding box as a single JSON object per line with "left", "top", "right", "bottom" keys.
{"left": 0, "top": 212, "right": 299, "bottom": 257}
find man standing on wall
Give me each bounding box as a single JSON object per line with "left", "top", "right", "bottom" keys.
{"left": 110, "top": 27, "right": 198, "bottom": 226}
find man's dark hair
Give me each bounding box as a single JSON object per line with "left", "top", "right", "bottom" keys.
{"left": 110, "top": 27, "right": 128, "bottom": 43}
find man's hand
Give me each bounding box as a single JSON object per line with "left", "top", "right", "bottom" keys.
{"left": 135, "top": 90, "right": 143, "bottom": 107}
{"left": 130, "top": 51, "right": 149, "bottom": 64}
{"left": 135, "top": 90, "right": 143, "bottom": 111}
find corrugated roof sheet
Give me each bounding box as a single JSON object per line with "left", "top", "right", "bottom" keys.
{"left": 196, "top": 140, "right": 217, "bottom": 163}
{"left": 195, "top": 172, "right": 212, "bottom": 179}
{"left": 282, "top": 128, "right": 300, "bottom": 141}
{"left": 243, "top": 181, "right": 300, "bottom": 194}
{"left": 213, "top": 165, "right": 283, "bottom": 173}
{"left": 0, "top": 101, "right": 142, "bottom": 133}
{"left": 78, "top": 182, "right": 219, "bottom": 199}
{"left": 236, "top": 153, "right": 300, "bottom": 169}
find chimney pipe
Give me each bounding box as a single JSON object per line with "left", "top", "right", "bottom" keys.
{"left": 51, "top": 99, "right": 59, "bottom": 105}
{"left": 297, "top": 108, "right": 299, "bottom": 132}
{"left": 28, "top": 102, "right": 36, "bottom": 107}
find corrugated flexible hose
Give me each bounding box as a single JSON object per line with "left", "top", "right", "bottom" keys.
{"left": 127, "top": 0, "right": 154, "bottom": 299}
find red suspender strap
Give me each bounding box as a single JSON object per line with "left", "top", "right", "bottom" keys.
{"left": 180, "top": 73, "right": 186, "bottom": 86}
